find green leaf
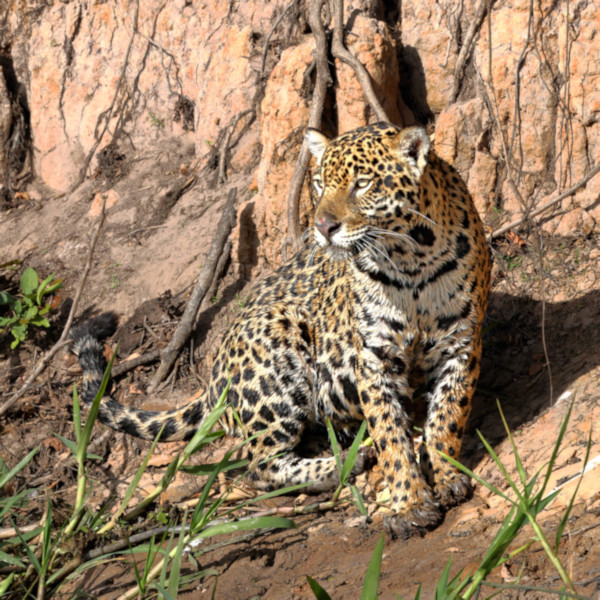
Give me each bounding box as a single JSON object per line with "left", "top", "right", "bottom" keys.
{"left": 36, "top": 273, "right": 61, "bottom": 305}
{"left": 306, "top": 576, "right": 332, "bottom": 600}
{"left": 0, "top": 572, "right": 15, "bottom": 594}
{"left": 20, "top": 267, "right": 38, "bottom": 296}
{"left": 181, "top": 458, "right": 247, "bottom": 475}
{"left": 325, "top": 418, "right": 343, "bottom": 476}
{"left": 0, "top": 291, "right": 16, "bottom": 305}
{"left": 0, "top": 446, "right": 39, "bottom": 489}
{"left": 168, "top": 511, "right": 188, "bottom": 597}
{"left": 340, "top": 420, "right": 368, "bottom": 483}
{"left": 194, "top": 516, "right": 296, "bottom": 540}
{"left": 53, "top": 434, "right": 78, "bottom": 456}
{"left": 351, "top": 484, "right": 368, "bottom": 516}
{"left": 434, "top": 556, "right": 453, "bottom": 599}
{"left": 154, "top": 583, "right": 178, "bottom": 600}
{"left": 29, "top": 315, "right": 50, "bottom": 328}
{"left": 0, "top": 549, "right": 26, "bottom": 568}
{"left": 23, "top": 305, "right": 39, "bottom": 321}
{"left": 361, "top": 535, "right": 384, "bottom": 600}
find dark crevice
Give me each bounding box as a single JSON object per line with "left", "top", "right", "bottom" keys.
{"left": 0, "top": 46, "right": 32, "bottom": 200}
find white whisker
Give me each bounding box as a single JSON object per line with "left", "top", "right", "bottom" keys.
{"left": 362, "top": 236, "right": 399, "bottom": 272}
{"left": 406, "top": 208, "right": 440, "bottom": 228}
{"left": 308, "top": 243, "right": 318, "bottom": 266}
{"left": 368, "top": 226, "right": 419, "bottom": 251}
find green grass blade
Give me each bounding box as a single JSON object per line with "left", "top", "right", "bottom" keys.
{"left": 0, "top": 446, "right": 39, "bottom": 490}
{"left": 181, "top": 457, "right": 247, "bottom": 475}
{"left": 194, "top": 516, "right": 296, "bottom": 540}
{"left": 167, "top": 512, "right": 188, "bottom": 597}
{"left": 0, "top": 573, "right": 15, "bottom": 594}
{"left": 78, "top": 347, "right": 117, "bottom": 461}
{"left": 40, "top": 495, "right": 53, "bottom": 572}
{"left": 475, "top": 430, "right": 523, "bottom": 504}
{"left": 497, "top": 401, "right": 528, "bottom": 492}
{"left": 154, "top": 583, "right": 177, "bottom": 600}
{"left": 72, "top": 384, "right": 81, "bottom": 444}
{"left": 555, "top": 427, "right": 593, "bottom": 549}
{"left": 434, "top": 556, "right": 452, "bottom": 599}
{"left": 537, "top": 397, "right": 575, "bottom": 504}
{"left": 438, "top": 452, "right": 512, "bottom": 504}
{"left": 341, "top": 420, "right": 368, "bottom": 483}
{"left": 306, "top": 576, "right": 333, "bottom": 600}
{"left": 0, "top": 550, "right": 25, "bottom": 568}
{"left": 361, "top": 534, "right": 384, "bottom": 600}
{"left": 53, "top": 433, "right": 79, "bottom": 456}
{"left": 99, "top": 425, "right": 165, "bottom": 535}
{"left": 351, "top": 484, "right": 368, "bottom": 516}
{"left": 10, "top": 518, "right": 41, "bottom": 573}
{"left": 325, "top": 418, "right": 343, "bottom": 475}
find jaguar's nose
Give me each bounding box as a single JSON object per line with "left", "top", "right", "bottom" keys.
{"left": 315, "top": 215, "right": 341, "bottom": 242}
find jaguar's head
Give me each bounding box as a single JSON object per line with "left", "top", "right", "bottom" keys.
{"left": 306, "top": 122, "right": 431, "bottom": 255}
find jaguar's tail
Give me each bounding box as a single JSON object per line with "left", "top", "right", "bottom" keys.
{"left": 70, "top": 313, "right": 208, "bottom": 441}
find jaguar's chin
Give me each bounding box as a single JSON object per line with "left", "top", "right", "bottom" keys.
{"left": 323, "top": 244, "right": 353, "bottom": 261}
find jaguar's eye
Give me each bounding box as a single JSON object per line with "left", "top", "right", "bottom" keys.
{"left": 354, "top": 178, "right": 373, "bottom": 193}
{"left": 312, "top": 175, "right": 323, "bottom": 195}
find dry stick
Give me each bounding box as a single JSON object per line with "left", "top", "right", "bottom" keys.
{"left": 148, "top": 189, "right": 237, "bottom": 391}
{"left": 449, "top": 0, "right": 488, "bottom": 102}
{"left": 259, "top": 0, "right": 298, "bottom": 77}
{"left": 75, "top": 0, "right": 140, "bottom": 189}
{"left": 111, "top": 349, "right": 162, "bottom": 377}
{"left": 489, "top": 162, "right": 600, "bottom": 240}
{"left": 330, "top": 0, "right": 389, "bottom": 123}
{"left": 111, "top": 241, "right": 232, "bottom": 380}
{"left": 217, "top": 109, "right": 254, "bottom": 184}
{"left": 0, "top": 200, "right": 107, "bottom": 418}
{"left": 283, "top": 0, "right": 332, "bottom": 258}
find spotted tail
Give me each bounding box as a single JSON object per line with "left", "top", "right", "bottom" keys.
{"left": 70, "top": 313, "right": 207, "bottom": 441}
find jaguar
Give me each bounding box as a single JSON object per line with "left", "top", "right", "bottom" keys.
{"left": 72, "top": 122, "right": 491, "bottom": 538}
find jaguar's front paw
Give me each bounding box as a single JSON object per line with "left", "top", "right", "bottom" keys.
{"left": 384, "top": 499, "right": 442, "bottom": 540}
{"left": 434, "top": 471, "right": 473, "bottom": 509}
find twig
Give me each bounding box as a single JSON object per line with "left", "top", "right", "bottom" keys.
{"left": 0, "top": 522, "right": 42, "bottom": 541}
{"left": 204, "top": 240, "right": 232, "bottom": 305}
{"left": 330, "top": 0, "right": 388, "bottom": 123}
{"left": 111, "top": 349, "right": 162, "bottom": 377}
{"left": 489, "top": 163, "right": 600, "bottom": 239}
{"left": 283, "top": 0, "right": 332, "bottom": 258}
{"left": 449, "top": 0, "right": 489, "bottom": 102}
{"left": 75, "top": 0, "right": 140, "bottom": 188}
{"left": 0, "top": 200, "right": 107, "bottom": 418}
{"left": 217, "top": 110, "right": 254, "bottom": 184}
{"left": 148, "top": 189, "right": 237, "bottom": 391}
{"left": 259, "top": 0, "right": 297, "bottom": 77}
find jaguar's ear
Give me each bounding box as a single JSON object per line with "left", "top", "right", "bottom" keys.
{"left": 305, "top": 128, "right": 330, "bottom": 164}
{"left": 396, "top": 127, "right": 431, "bottom": 180}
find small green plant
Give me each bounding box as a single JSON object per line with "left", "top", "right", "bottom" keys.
{"left": 406, "top": 399, "right": 588, "bottom": 599}
{"left": 326, "top": 418, "right": 369, "bottom": 515}
{"left": 231, "top": 293, "right": 249, "bottom": 312}
{"left": 1, "top": 360, "right": 298, "bottom": 598}
{"left": 0, "top": 267, "right": 63, "bottom": 348}
{"left": 148, "top": 111, "right": 165, "bottom": 128}
{"left": 503, "top": 254, "right": 522, "bottom": 271}
{"left": 308, "top": 400, "right": 590, "bottom": 600}
{"left": 109, "top": 263, "right": 121, "bottom": 290}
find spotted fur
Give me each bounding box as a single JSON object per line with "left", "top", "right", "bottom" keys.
{"left": 71, "top": 123, "right": 491, "bottom": 539}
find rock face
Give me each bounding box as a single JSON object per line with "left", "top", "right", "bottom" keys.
{"left": 1, "top": 0, "right": 599, "bottom": 284}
